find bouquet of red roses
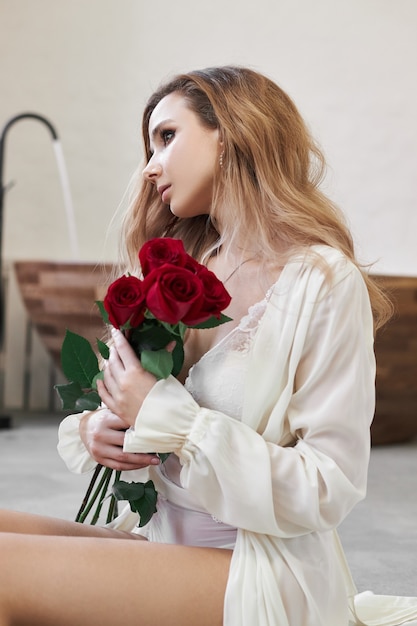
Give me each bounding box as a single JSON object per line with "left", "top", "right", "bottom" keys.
{"left": 55, "top": 238, "right": 231, "bottom": 526}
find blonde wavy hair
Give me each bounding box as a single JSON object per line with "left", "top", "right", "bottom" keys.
{"left": 121, "top": 66, "right": 391, "bottom": 330}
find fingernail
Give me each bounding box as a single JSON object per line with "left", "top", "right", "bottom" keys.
{"left": 150, "top": 457, "right": 160, "bottom": 465}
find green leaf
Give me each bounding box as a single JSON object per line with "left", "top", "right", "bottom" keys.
{"left": 129, "top": 321, "right": 184, "bottom": 377}
{"left": 129, "top": 323, "right": 174, "bottom": 355}
{"left": 54, "top": 381, "right": 84, "bottom": 410}
{"left": 95, "top": 300, "right": 110, "bottom": 325}
{"left": 191, "top": 313, "right": 232, "bottom": 329}
{"left": 112, "top": 479, "right": 158, "bottom": 527}
{"left": 61, "top": 330, "right": 100, "bottom": 387}
{"left": 91, "top": 370, "right": 104, "bottom": 390}
{"left": 75, "top": 391, "right": 101, "bottom": 411}
{"left": 97, "top": 338, "right": 110, "bottom": 360}
{"left": 55, "top": 382, "right": 101, "bottom": 412}
{"left": 112, "top": 480, "right": 145, "bottom": 501}
{"left": 158, "top": 320, "right": 182, "bottom": 337}
{"left": 141, "top": 348, "right": 173, "bottom": 379}
{"left": 177, "top": 321, "right": 188, "bottom": 341}
{"left": 218, "top": 312, "right": 233, "bottom": 324}
{"left": 144, "top": 309, "right": 156, "bottom": 321}
{"left": 171, "top": 340, "right": 184, "bottom": 377}
{"left": 136, "top": 482, "right": 159, "bottom": 527}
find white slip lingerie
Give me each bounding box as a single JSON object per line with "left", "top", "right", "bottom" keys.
{"left": 138, "top": 294, "right": 269, "bottom": 547}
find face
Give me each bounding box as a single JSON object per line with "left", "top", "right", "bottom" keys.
{"left": 143, "top": 92, "right": 220, "bottom": 218}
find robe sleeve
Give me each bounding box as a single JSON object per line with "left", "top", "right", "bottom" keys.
{"left": 57, "top": 410, "right": 98, "bottom": 474}
{"left": 123, "top": 264, "right": 376, "bottom": 538}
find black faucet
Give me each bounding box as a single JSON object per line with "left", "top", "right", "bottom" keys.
{"left": 0, "top": 113, "right": 59, "bottom": 347}
{"left": 0, "top": 113, "right": 59, "bottom": 425}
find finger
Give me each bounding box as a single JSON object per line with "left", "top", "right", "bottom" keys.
{"left": 102, "top": 360, "right": 117, "bottom": 392}
{"left": 99, "top": 449, "right": 160, "bottom": 471}
{"left": 102, "top": 356, "right": 126, "bottom": 401}
{"left": 100, "top": 456, "right": 160, "bottom": 472}
{"left": 99, "top": 429, "right": 126, "bottom": 447}
{"left": 165, "top": 340, "right": 176, "bottom": 353}
{"left": 99, "top": 412, "right": 130, "bottom": 433}
{"left": 96, "top": 378, "right": 115, "bottom": 411}
{"left": 124, "top": 452, "right": 161, "bottom": 466}
{"left": 111, "top": 328, "right": 142, "bottom": 369}
{"left": 106, "top": 344, "right": 125, "bottom": 379}
{"left": 87, "top": 426, "right": 126, "bottom": 449}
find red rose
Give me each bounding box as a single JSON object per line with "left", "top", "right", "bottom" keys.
{"left": 104, "top": 275, "right": 147, "bottom": 329}
{"left": 182, "top": 254, "right": 203, "bottom": 275}
{"left": 182, "top": 266, "right": 231, "bottom": 326}
{"left": 139, "top": 238, "right": 188, "bottom": 277}
{"left": 144, "top": 264, "right": 204, "bottom": 324}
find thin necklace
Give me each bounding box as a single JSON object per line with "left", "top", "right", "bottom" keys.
{"left": 223, "top": 257, "right": 255, "bottom": 284}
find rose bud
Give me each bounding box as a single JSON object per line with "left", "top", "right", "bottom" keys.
{"left": 139, "top": 238, "right": 188, "bottom": 276}
{"left": 144, "top": 264, "right": 204, "bottom": 325}
{"left": 182, "top": 266, "right": 231, "bottom": 326}
{"left": 104, "top": 275, "right": 147, "bottom": 329}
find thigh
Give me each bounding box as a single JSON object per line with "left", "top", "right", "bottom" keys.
{"left": 0, "top": 508, "right": 143, "bottom": 540}
{"left": 0, "top": 532, "right": 232, "bottom": 626}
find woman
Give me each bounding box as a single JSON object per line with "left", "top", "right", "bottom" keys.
{"left": 0, "top": 66, "right": 416, "bottom": 626}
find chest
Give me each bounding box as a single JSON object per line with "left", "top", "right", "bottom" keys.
{"left": 178, "top": 277, "right": 274, "bottom": 383}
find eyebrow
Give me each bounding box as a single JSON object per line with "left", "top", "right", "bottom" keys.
{"left": 150, "top": 118, "right": 176, "bottom": 142}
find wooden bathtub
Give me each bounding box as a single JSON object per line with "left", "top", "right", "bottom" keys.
{"left": 14, "top": 260, "right": 115, "bottom": 370}
{"left": 372, "top": 275, "right": 417, "bottom": 445}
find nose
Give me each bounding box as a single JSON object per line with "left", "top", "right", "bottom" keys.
{"left": 142, "top": 157, "right": 162, "bottom": 184}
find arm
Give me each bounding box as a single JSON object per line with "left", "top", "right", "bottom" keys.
{"left": 57, "top": 407, "right": 161, "bottom": 474}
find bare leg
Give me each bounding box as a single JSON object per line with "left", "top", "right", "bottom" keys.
{"left": 0, "top": 508, "right": 145, "bottom": 539}
{"left": 0, "top": 532, "right": 231, "bottom": 626}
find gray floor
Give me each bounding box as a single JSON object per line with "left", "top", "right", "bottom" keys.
{"left": 0, "top": 413, "right": 416, "bottom": 597}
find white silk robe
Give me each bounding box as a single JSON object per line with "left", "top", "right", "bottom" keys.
{"left": 58, "top": 246, "right": 417, "bottom": 626}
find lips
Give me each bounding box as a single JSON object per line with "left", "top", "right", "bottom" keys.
{"left": 157, "top": 184, "right": 171, "bottom": 203}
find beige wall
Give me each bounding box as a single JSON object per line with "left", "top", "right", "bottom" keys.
{"left": 0, "top": 0, "right": 416, "bottom": 408}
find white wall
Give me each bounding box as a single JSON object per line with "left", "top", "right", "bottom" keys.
{"left": 0, "top": 0, "right": 146, "bottom": 263}
{"left": 0, "top": 0, "right": 416, "bottom": 407}
{"left": 1, "top": 0, "right": 416, "bottom": 270}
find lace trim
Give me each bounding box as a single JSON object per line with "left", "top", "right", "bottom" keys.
{"left": 227, "top": 297, "right": 268, "bottom": 353}
{"left": 184, "top": 296, "right": 270, "bottom": 397}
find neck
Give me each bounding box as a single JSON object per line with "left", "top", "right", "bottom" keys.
{"left": 223, "top": 256, "right": 257, "bottom": 284}
{"left": 208, "top": 248, "right": 259, "bottom": 285}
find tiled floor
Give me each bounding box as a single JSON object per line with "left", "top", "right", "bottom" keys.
{"left": 0, "top": 414, "right": 90, "bottom": 520}
{"left": 1, "top": 413, "right": 416, "bottom": 596}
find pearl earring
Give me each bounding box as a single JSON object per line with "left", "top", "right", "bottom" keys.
{"left": 219, "top": 152, "right": 224, "bottom": 168}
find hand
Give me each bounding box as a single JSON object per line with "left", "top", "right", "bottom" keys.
{"left": 79, "top": 408, "right": 161, "bottom": 471}
{"left": 96, "top": 328, "right": 157, "bottom": 427}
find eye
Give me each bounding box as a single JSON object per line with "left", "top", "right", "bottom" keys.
{"left": 161, "top": 129, "right": 175, "bottom": 146}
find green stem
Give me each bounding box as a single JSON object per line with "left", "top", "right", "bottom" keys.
{"left": 77, "top": 467, "right": 113, "bottom": 524}
{"left": 106, "top": 470, "right": 121, "bottom": 524}
{"left": 75, "top": 464, "right": 103, "bottom": 523}
{"left": 91, "top": 468, "right": 113, "bottom": 525}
